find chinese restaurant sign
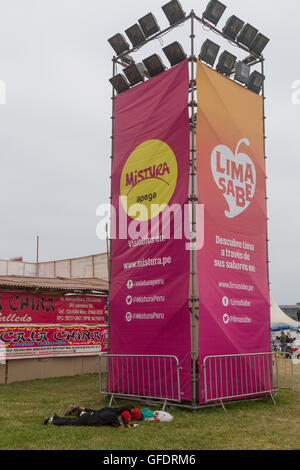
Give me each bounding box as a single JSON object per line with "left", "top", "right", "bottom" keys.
{"left": 0, "top": 325, "right": 108, "bottom": 359}
{"left": 0, "top": 292, "right": 105, "bottom": 324}
{"left": 0, "top": 291, "right": 107, "bottom": 359}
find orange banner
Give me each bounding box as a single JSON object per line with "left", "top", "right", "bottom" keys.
{"left": 196, "top": 61, "right": 270, "bottom": 403}
{"left": 196, "top": 61, "right": 267, "bottom": 220}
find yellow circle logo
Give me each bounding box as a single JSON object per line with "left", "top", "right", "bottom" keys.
{"left": 120, "top": 139, "right": 178, "bottom": 221}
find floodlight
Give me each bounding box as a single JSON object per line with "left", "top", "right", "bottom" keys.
{"left": 123, "top": 63, "right": 148, "bottom": 86}
{"left": 125, "top": 24, "right": 146, "bottom": 48}
{"left": 222, "top": 15, "right": 244, "bottom": 40}
{"left": 202, "top": 0, "right": 227, "bottom": 26}
{"left": 234, "top": 61, "right": 250, "bottom": 84}
{"left": 162, "top": 0, "right": 186, "bottom": 26}
{"left": 250, "top": 33, "right": 270, "bottom": 56}
{"left": 138, "top": 12, "right": 160, "bottom": 38}
{"left": 162, "top": 41, "right": 187, "bottom": 66}
{"left": 237, "top": 24, "right": 258, "bottom": 48}
{"left": 247, "top": 70, "right": 264, "bottom": 94}
{"left": 199, "top": 39, "right": 220, "bottom": 67}
{"left": 108, "top": 33, "right": 130, "bottom": 55}
{"left": 109, "top": 74, "right": 130, "bottom": 94}
{"left": 216, "top": 50, "right": 237, "bottom": 76}
{"left": 142, "top": 54, "right": 166, "bottom": 77}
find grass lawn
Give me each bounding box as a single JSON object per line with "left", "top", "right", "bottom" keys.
{"left": 0, "top": 365, "right": 300, "bottom": 451}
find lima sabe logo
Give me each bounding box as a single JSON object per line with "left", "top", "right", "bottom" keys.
{"left": 211, "top": 138, "right": 256, "bottom": 219}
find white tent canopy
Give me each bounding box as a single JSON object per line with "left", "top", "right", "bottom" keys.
{"left": 271, "top": 298, "right": 300, "bottom": 332}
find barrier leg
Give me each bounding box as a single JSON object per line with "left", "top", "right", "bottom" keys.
{"left": 220, "top": 399, "right": 228, "bottom": 414}
{"left": 269, "top": 392, "right": 276, "bottom": 406}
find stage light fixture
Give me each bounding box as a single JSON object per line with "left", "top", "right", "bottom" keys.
{"left": 237, "top": 24, "right": 258, "bottom": 48}
{"left": 142, "top": 54, "right": 166, "bottom": 77}
{"left": 222, "top": 15, "right": 244, "bottom": 40}
{"left": 109, "top": 74, "right": 130, "bottom": 94}
{"left": 162, "top": 41, "right": 187, "bottom": 66}
{"left": 234, "top": 61, "right": 250, "bottom": 84}
{"left": 123, "top": 63, "right": 148, "bottom": 86}
{"left": 202, "top": 0, "right": 227, "bottom": 26}
{"left": 250, "top": 33, "right": 270, "bottom": 56}
{"left": 108, "top": 33, "right": 130, "bottom": 55}
{"left": 138, "top": 12, "right": 160, "bottom": 38}
{"left": 216, "top": 50, "right": 237, "bottom": 76}
{"left": 199, "top": 39, "right": 220, "bottom": 67}
{"left": 125, "top": 24, "right": 146, "bottom": 48}
{"left": 162, "top": 0, "right": 186, "bottom": 26}
{"left": 247, "top": 70, "right": 264, "bottom": 94}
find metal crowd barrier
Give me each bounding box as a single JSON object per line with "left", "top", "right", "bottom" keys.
{"left": 98, "top": 353, "right": 182, "bottom": 409}
{"left": 202, "top": 352, "right": 294, "bottom": 412}
{"left": 272, "top": 351, "right": 294, "bottom": 391}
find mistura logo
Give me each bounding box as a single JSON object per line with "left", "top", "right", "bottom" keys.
{"left": 125, "top": 161, "right": 171, "bottom": 192}
{"left": 120, "top": 139, "right": 178, "bottom": 221}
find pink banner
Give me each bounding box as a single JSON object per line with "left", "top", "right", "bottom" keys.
{"left": 109, "top": 60, "right": 191, "bottom": 400}
{"left": 196, "top": 63, "right": 271, "bottom": 403}
{"left": 0, "top": 292, "right": 105, "bottom": 324}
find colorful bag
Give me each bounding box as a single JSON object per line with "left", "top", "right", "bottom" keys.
{"left": 141, "top": 408, "right": 155, "bottom": 420}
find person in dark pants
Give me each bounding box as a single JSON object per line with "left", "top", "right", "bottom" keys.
{"left": 280, "top": 330, "right": 287, "bottom": 353}
{"left": 44, "top": 405, "right": 142, "bottom": 428}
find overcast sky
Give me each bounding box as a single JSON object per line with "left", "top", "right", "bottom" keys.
{"left": 0, "top": 0, "right": 299, "bottom": 305}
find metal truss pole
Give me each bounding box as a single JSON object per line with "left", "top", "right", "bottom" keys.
{"left": 261, "top": 58, "right": 270, "bottom": 291}
{"left": 108, "top": 57, "right": 117, "bottom": 356}
{"left": 261, "top": 58, "right": 272, "bottom": 357}
{"left": 189, "top": 11, "right": 198, "bottom": 409}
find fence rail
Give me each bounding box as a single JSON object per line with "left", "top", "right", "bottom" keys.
{"left": 0, "top": 253, "right": 108, "bottom": 280}
{"left": 98, "top": 352, "right": 294, "bottom": 411}
{"left": 99, "top": 353, "right": 182, "bottom": 408}
{"left": 202, "top": 352, "right": 293, "bottom": 410}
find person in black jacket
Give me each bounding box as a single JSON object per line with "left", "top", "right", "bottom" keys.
{"left": 43, "top": 405, "right": 142, "bottom": 428}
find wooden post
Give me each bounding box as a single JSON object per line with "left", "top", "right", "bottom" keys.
{"left": 36, "top": 236, "right": 39, "bottom": 263}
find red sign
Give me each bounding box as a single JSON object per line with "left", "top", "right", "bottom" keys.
{"left": 0, "top": 325, "right": 108, "bottom": 359}
{"left": 0, "top": 292, "right": 105, "bottom": 324}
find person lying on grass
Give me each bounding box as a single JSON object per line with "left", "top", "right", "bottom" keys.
{"left": 44, "top": 404, "right": 142, "bottom": 428}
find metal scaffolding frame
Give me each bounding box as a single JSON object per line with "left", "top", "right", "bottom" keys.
{"left": 108, "top": 9, "right": 269, "bottom": 409}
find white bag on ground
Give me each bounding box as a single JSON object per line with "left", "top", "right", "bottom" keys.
{"left": 154, "top": 411, "right": 174, "bottom": 422}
